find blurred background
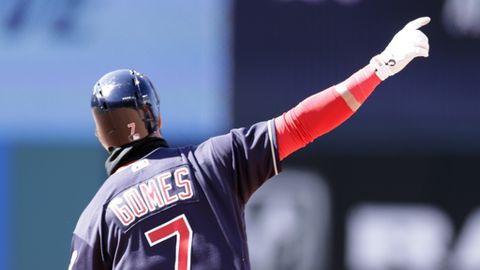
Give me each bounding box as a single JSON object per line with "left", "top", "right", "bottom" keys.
{"left": 1, "top": 0, "right": 479, "bottom": 269}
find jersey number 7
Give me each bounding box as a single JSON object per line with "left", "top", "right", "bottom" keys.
{"left": 145, "top": 214, "right": 193, "bottom": 270}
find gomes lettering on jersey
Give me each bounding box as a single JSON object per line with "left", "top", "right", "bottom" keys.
{"left": 109, "top": 166, "right": 195, "bottom": 227}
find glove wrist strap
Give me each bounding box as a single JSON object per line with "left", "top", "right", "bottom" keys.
{"left": 369, "top": 55, "right": 392, "bottom": 81}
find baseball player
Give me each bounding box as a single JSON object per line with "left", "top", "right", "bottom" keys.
{"left": 69, "top": 17, "right": 431, "bottom": 270}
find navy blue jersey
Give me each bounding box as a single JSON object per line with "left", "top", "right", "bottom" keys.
{"left": 69, "top": 120, "right": 281, "bottom": 270}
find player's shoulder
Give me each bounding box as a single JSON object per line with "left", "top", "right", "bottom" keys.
{"left": 195, "top": 120, "right": 274, "bottom": 155}
{"left": 209, "top": 120, "right": 272, "bottom": 145}
{"left": 72, "top": 182, "right": 110, "bottom": 244}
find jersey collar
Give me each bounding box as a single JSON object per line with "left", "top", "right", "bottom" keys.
{"left": 105, "top": 137, "right": 169, "bottom": 176}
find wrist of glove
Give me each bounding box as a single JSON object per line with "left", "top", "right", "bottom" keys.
{"left": 370, "top": 17, "right": 431, "bottom": 81}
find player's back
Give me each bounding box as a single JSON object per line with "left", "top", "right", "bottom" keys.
{"left": 70, "top": 121, "right": 281, "bottom": 270}
{"left": 72, "top": 145, "right": 248, "bottom": 270}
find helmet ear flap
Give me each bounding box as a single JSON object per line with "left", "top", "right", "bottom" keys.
{"left": 142, "top": 104, "right": 157, "bottom": 134}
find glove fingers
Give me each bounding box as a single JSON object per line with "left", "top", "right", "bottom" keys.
{"left": 404, "top": 17, "right": 431, "bottom": 30}
{"left": 375, "top": 16, "right": 431, "bottom": 79}
{"left": 415, "top": 31, "right": 429, "bottom": 44}
{"left": 415, "top": 47, "right": 429, "bottom": 58}
{"left": 414, "top": 40, "right": 429, "bottom": 50}
{"left": 408, "top": 30, "right": 429, "bottom": 50}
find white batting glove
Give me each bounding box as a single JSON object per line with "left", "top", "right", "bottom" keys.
{"left": 370, "top": 17, "right": 431, "bottom": 80}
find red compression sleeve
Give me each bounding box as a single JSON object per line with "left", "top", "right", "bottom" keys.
{"left": 275, "top": 64, "right": 381, "bottom": 160}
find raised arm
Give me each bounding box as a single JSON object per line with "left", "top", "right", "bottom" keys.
{"left": 275, "top": 17, "right": 431, "bottom": 160}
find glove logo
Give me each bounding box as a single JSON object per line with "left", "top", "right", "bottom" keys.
{"left": 387, "top": 59, "right": 396, "bottom": 67}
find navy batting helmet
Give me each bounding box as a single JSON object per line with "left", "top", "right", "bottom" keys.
{"left": 91, "top": 69, "right": 161, "bottom": 152}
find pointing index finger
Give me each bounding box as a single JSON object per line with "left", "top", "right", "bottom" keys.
{"left": 404, "top": 17, "right": 431, "bottom": 30}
